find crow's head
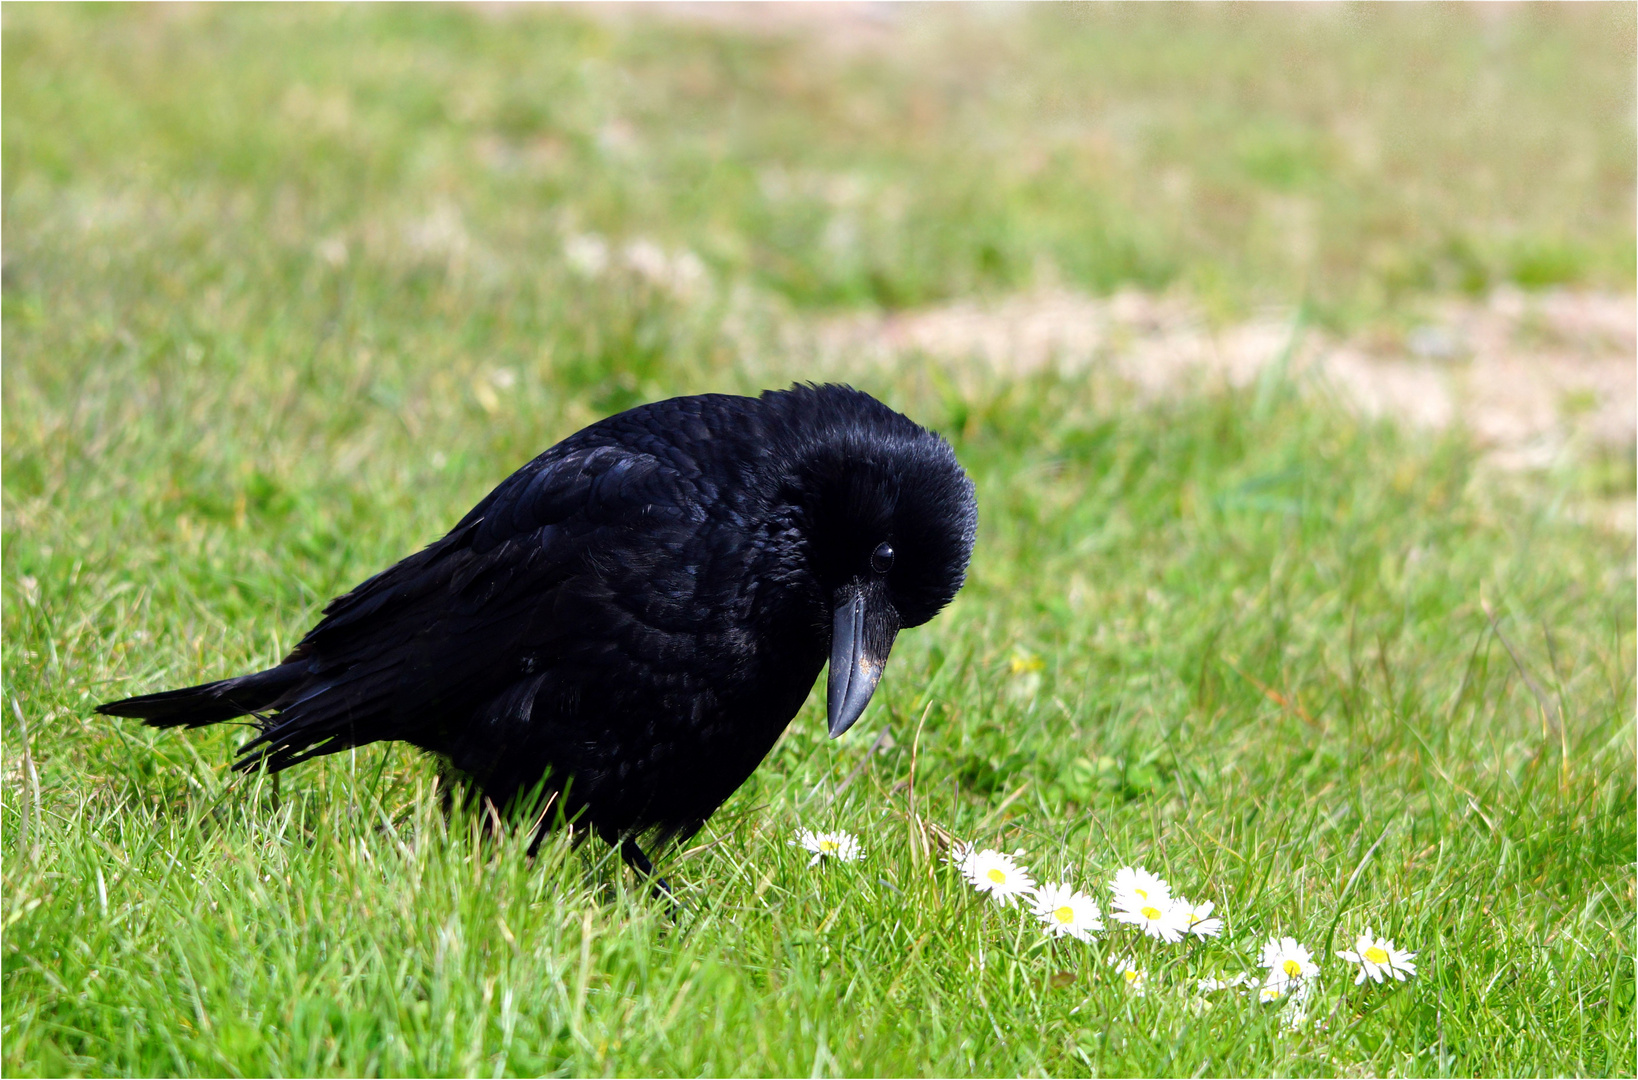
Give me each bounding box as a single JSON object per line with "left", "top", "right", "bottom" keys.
{"left": 766, "top": 384, "right": 978, "bottom": 738}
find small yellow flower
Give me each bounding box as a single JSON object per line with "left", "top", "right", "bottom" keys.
{"left": 1009, "top": 652, "right": 1045, "bottom": 675}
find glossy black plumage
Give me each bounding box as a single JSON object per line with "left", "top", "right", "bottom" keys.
{"left": 100, "top": 385, "right": 977, "bottom": 863}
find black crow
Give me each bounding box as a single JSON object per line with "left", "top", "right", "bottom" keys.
{"left": 99, "top": 384, "right": 977, "bottom": 880}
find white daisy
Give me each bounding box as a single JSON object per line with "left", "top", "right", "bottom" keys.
{"left": 944, "top": 841, "right": 978, "bottom": 876}
{"left": 1111, "top": 894, "right": 1191, "bottom": 942}
{"left": 1259, "top": 936, "right": 1320, "bottom": 992}
{"left": 1107, "top": 953, "right": 1146, "bottom": 993}
{"left": 1265, "top": 977, "right": 1316, "bottom": 1021}
{"left": 1281, "top": 1005, "right": 1311, "bottom": 1033}
{"left": 1031, "top": 882, "right": 1103, "bottom": 942}
{"left": 1197, "top": 971, "right": 1256, "bottom": 993}
{"left": 1109, "top": 865, "right": 1172, "bottom": 909}
{"left": 1174, "top": 897, "right": 1223, "bottom": 938}
{"left": 1279, "top": 980, "right": 1323, "bottom": 1032}
{"left": 1337, "top": 930, "right": 1417, "bottom": 985}
{"left": 790, "top": 828, "right": 863, "bottom": 867}
{"left": 963, "top": 848, "right": 1036, "bottom": 906}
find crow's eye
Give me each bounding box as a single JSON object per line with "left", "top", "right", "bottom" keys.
{"left": 870, "top": 541, "right": 895, "bottom": 575}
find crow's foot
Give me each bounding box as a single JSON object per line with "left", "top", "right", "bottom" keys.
{"left": 620, "top": 838, "right": 678, "bottom": 914}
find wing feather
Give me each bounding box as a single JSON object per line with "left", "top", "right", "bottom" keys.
{"left": 239, "top": 441, "right": 696, "bottom": 769}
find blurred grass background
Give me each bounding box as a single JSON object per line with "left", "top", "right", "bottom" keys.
{"left": 3, "top": 4, "right": 1634, "bottom": 1077}
{"left": 5, "top": 3, "right": 1633, "bottom": 325}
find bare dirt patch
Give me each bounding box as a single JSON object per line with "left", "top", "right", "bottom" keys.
{"left": 811, "top": 287, "right": 1635, "bottom": 469}
{"left": 575, "top": 1, "right": 913, "bottom": 54}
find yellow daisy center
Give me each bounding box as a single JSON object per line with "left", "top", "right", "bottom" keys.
{"left": 1133, "top": 887, "right": 1149, "bottom": 899}
{"left": 1054, "top": 905, "right": 1075, "bottom": 924}
{"left": 1364, "top": 945, "right": 1389, "bottom": 964}
{"left": 1282, "top": 959, "right": 1304, "bottom": 977}
{"left": 1187, "top": 911, "right": 1202, "bottom": 924}
{"left": 1141, "top": 905, "right": 1162, "bottom": 920}
{"left": 818, "top": 840, "right": 839, "bottom": 853}
{"left": 1122, "top": 969, "right": 1140, "bottom": 983}
{"left": 987, "top": 868, "right": 1007, "bottom": 884}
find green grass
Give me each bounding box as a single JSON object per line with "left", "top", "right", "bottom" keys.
{"left": 3, "top": 5, "right": 1634, "bottom": 1077}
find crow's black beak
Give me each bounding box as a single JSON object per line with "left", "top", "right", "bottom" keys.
{"left": 827, "top": 582, "right": 899, "bottom": 739}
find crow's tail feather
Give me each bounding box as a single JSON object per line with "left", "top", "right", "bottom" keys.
{"left": 96, "top": 666, "right": 305, "bottom": 729}
{"left": 101, "top": 658, "right": 407, "bottom": 776}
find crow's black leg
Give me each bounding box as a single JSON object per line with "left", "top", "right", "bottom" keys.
{"left": 526, "top": 815, "right": 551, "bottom": 858}
{"left": 620, "top": 838, "right": 676, "bottom": 910}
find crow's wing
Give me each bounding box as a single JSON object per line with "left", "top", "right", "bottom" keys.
{"left": 306, "top": 442, "right": 700, "bottom": 646}
{"left": 240, "top": 440, "right": 705, "bottom": 769}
